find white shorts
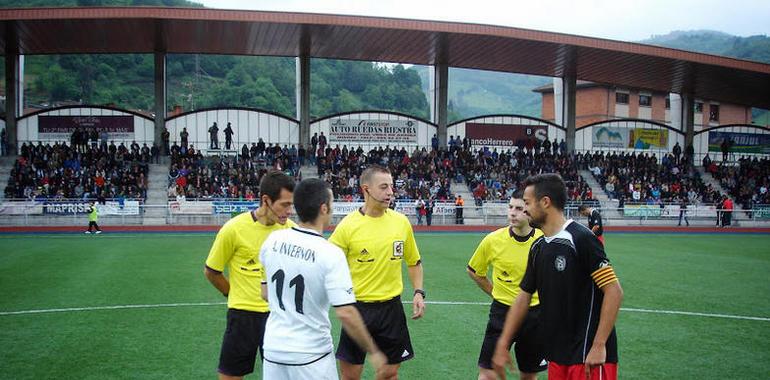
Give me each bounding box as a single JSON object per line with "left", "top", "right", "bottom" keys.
{"left": 263, "top": 352, "right": 338, "bottom": 380}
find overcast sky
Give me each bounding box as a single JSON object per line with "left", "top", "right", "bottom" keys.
{"left": 200, "top": 0, "right": 769, "bottom": 42}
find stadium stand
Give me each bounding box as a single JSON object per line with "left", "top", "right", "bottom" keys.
{"left": 578, "top": 151, "right": 718, "bottom": 205}
{"left": 710, "top": 156, "right": 770, "bottom": 209}
{"left": 4, "top": 141, "right": 151, "bottom": 200}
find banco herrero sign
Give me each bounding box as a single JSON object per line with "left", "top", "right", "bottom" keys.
{"left": 329, "top": 119, "right": 418, "bottom": 143}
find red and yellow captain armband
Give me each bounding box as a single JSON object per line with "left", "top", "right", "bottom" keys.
{"left": 591, "top": 265, "right": 618, "bottom": 288}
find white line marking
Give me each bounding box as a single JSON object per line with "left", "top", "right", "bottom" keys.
{"left": 1, "top": 301, "right": 768, "bottom": 322}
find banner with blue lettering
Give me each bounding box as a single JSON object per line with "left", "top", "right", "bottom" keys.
{"left": 708, "top": 131, "right": 770, "bottom": 154}
{"left": 212, "top": 201, "right": 259, "bottom": 214}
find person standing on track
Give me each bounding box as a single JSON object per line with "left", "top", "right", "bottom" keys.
{"left": 578, "top": 205, "right": 604, "bottom": 246}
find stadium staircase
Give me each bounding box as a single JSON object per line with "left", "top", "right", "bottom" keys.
{"left": 142, "top": 156, "right": 170, "bottom": 225}
{"left": 696, "top": 166, "right": 745, "bottom": 213}
{"left": 299, "top": 164, "right": 319, "bottom": 179}
{"left": 579, "top": 170, "right": 622, "bottom": 221}
{"left": 0, "top": 155, "right": 14, "bottom": 200}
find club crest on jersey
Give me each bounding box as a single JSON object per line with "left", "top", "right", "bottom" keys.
{"left": 392, "top": 240, "right": 404, "bottom": 259}
{"left": 555, "top": 255, "right": 567, "bottom": 272}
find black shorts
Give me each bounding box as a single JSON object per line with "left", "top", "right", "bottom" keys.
{"left": 336, "top": 296, "right": 414, "bottom": 365}
{"left": 217, "top": 308, "right": 269, "bottom": 377}
{"left": 478, "top": 301, "right": 546, "bottom": 374}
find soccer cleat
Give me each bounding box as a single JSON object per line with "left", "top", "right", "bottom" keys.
{"left": 85, "top": 231, "right": 91, "bottom": 234}
{"left": 96, "top": 230, "right": 102, "bottom": 234}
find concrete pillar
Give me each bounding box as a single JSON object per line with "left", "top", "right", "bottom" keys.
{"left": 680, "top": 94, "right": 695, "bottom": 148}
{"left": 297, "top": 55, "right": 311, "bottom": 146}
{"left": 669, "top": 93, "right": 682, "bottom": 132}
{"left": 562, "top": 75, "right": 577, "bottom": 153}
{"left": 153, "top": 52, "right": 166, "bottom": 146}
{"left": 5, "top": 32, "right": 19, "bottom": 155}
{"left": 434, "top": 63, "right": 448, "bottom": 148}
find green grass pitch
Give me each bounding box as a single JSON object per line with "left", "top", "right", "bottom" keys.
{"left": 1, "top": 232, "right": 769, "bottom": 379}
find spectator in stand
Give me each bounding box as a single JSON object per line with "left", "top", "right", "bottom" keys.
{"left": 672, "top": 142, "right": 682, "bottom": 164}
{"left": 180, "top": 128, "right": 189, "bottom": 148}
{"left": 161, "top": 127, "right": 170, "bottom": 155}
{"left": 1, "top": 127, "right": 7, "bottom": 156}
{"left": 224, "top": 122, "right": 234, "bottom": 150}
{"left": 432, "top": 134, "right": 439, "bottom": 151}
{"left": 208, "top": 122, "right": 219, "bottom": 150}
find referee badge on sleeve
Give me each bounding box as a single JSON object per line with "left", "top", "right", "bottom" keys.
{"left": 392, "top": 240, "right": 404, "bottom": 258}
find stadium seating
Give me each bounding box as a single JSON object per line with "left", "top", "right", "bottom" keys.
{"left": 578, "top": 151, "right": 718, "bottom": 205}
{"left": 4, "top": 141, "right": 151, "bottom": 200}
{"left": 711, "top": 156, "right": 770, "bottom": 209}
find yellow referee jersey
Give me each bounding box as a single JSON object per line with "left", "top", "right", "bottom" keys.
{"left": 330, "top": 209, "right": 420, "bottom": 302}
{"left": 205, "top": 211, "right": 296, "bottom": 312}
{"left": 467, "top": 227, "right": 542, "bottom": 306}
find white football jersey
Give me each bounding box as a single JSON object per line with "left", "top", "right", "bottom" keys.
{"left": 260, "top": 226, "right": 356, "bottom": 364}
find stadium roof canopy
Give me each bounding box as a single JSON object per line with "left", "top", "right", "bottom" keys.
{"left": 1, "top": 7, "right": 769, "bottom": 109}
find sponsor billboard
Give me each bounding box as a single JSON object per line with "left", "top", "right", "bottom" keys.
{"left": 168, "top": 201, "right": 213, "bottom": 215}
{"left": 708, "top": 131, "right": 770, "bottom": 154}
{"left": 43, "top": 201, "right": 140, "bottom": 215}
{"left": 331, "top": 201, "right": 456, "bottom": 216}
{"left": 0, "top": 201, "right": 44, "bottom": 215}
{"left": 328, "top": 119, "right": 418, "bottom": 143}
{"left": 212, "top": 201, "right": 259, "bottom": 214}
{"left": 465, "top": 123, "right": 548, "bottom": 148}
{"left": 628, "top": 128, "right": 668, "bottom": 149}
{"left": 592, "top": 127, "right": 629, "bottom": 148}
{"left": 38, "top": 115, "right": 135, "bottom": 140}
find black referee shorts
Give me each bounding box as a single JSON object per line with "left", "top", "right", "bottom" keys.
{"left": 217, "top": 308, "right": 269, "bottom": 377}
{"left": 336, "top": 296, "right": 414, "bottom": 365}
{"left": 478, "top": 301, "right": 546, "bottom": 373}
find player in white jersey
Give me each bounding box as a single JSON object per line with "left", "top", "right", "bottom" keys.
{"left": 260, "top": 178, "right": 386, "bottom": 380}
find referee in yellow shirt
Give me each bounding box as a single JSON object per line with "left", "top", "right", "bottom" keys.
{"left": 204, "top": 171, "right": 296, "bottom": 380}
{"left": 330, "top": 165, "right": 425, "bottom": 380}
{"left": 467, "top": 192, "right": 546, "bottom": 380}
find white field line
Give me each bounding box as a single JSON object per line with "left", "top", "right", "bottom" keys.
{"left": 0, "top": 301, "right": 768, "bottom": 322}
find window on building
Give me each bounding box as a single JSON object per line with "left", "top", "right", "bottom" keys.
{"left": 665, "top": 96, "right": 670, "bottom": 109}
{"left": 639, "top": 94, "right": 652, "bottom": 107}
{"left": 616, "top": 92, "right": 629, "bottom": 104}
{"left": 695, "top": 102, "right": 704, "bottom": 113}
{"left": 709, "top": 104, "right": 720, "bottom": 122}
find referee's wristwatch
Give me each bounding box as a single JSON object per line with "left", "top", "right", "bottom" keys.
{"left": 414, "top": 289, "right": 426, "bottom": 299}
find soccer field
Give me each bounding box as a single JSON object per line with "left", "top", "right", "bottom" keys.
{"left": 1, "top": 232, "right": 769, "bottom": 379}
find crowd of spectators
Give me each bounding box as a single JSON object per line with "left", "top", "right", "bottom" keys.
{"left": 579, "top": 151, "right": 718, "bottom": 206}
{"left": 709, "top": 155, "right": 770, "bottom": 209}
{"left": 462, "top": 147, "right": 593, "bottom": 206}
{"left": 4, "top": 140, "right": 153, "bottom": 200}
{"left": 315, "top": 144, "right": 454, "bottom": 202}
{"left": 167, "top": 140, "right": 302, "bottom": 200}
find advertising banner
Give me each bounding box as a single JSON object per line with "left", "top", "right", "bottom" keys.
{"left": 331, "top": 201, "right": 456, "bottom": 216}
{"left": 0, "top": 201, "right": 44, "bottom": 215}
{"left": 708, "top": 131, "right": 770, "bottom": 154}
{"left": 169, "top": 201, "right": 213, "bottom": 215}
{"left": 592, "top": 127, "right": 629, "bottom": 148}
{"left": 42, "top": 200, "right": 140, "bottom": 215}
{"left": 328, "top": 119, "right": 417, "bottom": 143}
{"left": 212, "top": 201, "right": 259, "bottom": 214}
{"left": 465, "top": 123, "right": 548, "bottom": 148}
{"left": 38, "top": 115, "right": 135, "bottom": 140}
{"left": 623, "top": 205, "right": 662, "bottom": 217}
{"left": 629, "top": 128, "right": 668, "bottom": 149}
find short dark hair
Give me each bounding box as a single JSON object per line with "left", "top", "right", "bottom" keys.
{"left": 578, "top": 205, "right": 589, "bottom": 212}
{"left": 523, "top": 174, "right": 567, "bottom": 211}
{"left": 293, "top": 178, "right": 331, "bottom": 223}
{"left": 511, "top": 190, "right": 524, "bottom": 200}
{"left": 259, "top": 170, "right": 295, "bottom": 202}
{"left": 360, "top": 165, "right": 391, "bottom": 186}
